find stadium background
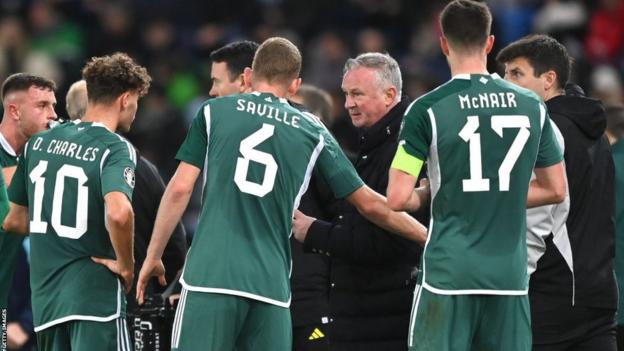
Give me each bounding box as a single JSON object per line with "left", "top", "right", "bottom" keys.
{"left": 0, "top": 0, "right": 622, "bottom": 236}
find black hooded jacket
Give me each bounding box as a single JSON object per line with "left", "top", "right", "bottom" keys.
{"left": 303, "top": 98, "right": 427, "bottom": 351}
{"left": 530, "top": 85, "right": 616, "bottom": 341}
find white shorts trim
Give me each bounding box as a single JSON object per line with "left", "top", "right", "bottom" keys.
{"left": 34, "top": 280, "right": 123, "bottom": 332}
{"left": 422, "top": 281, "right": 528, "bottom": 296}
{"left": 180, "top": 277, "right": 291, "bottom": 308}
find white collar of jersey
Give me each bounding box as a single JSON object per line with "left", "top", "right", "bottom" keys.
{"left": 250, "top": 91, "right": 289, "bottom": 104}
{"left": 0, "top": 131, "right": 17, "bottom": 157}
{"left": 72, "top": 118, "right": 82, "bottom": 124}
{"left": 452, "top": 73, "right": 471, "bottom": 80}
{"left": 91, "top": 122, "right": 112, "bottom": 132}
{"left": 452, "top": 72, "right": 502, "bottom": 80}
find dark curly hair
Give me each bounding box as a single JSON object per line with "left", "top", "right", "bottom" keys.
{"left": 82, "top": 52, "right": 151, "bottom": 104}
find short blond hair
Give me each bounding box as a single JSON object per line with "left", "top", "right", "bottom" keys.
{"left": 252, "top": 37, "right": 301, "bottom": 86}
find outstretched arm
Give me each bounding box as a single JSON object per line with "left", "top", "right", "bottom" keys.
{"left": 387, "top": 168, "right": 430, "bottom": 212}
{"left": 346, "top": 185, "right": 427, "bottom": 245}
{"left": 3, "top": 203, "right": 29, "bottom": 235}
{"left": 136, "top": 161, "right": 200, "bottom": 304}
{"left": 3, "top": 166, "right": 16, "bottom": 187}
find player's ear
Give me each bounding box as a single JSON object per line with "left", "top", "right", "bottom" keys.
{"left": 384, "top": 86, "right": 397, "bottom": 106}
{"left": 119, "top": 92, "right": 130, "bottom": 111}
{"left": 7, "top": 103, "right": 20, "bottom": 121}
{"left": 243, "top": 67, "right": 253, "bottom": 89}
{"left": 239, "top": 69, "right": 253, "bottom": 93}
{"left": 440, "top": 36, "right": 450, "bottom": 56}
{"left": 287, "top": 78, "right": 302, "bottom": 97}
{"left": 484, "top": 35, "right": 495, "bottom": 55}
{"left": 543, "top": 70, "right": 558, "bottom": 91}
{"left": 237, "top": 73, "right": 247, "bottom": 93}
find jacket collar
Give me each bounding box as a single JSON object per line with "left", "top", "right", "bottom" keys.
{"left": 358, "top": 97, "right": 410, "bottom": 153}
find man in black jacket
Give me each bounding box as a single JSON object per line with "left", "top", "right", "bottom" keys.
{"left": 294, "top": 53, "right": 427, "bottom": 351}
{"left": 498, "top": 35, "right": 617, "bottom": 350}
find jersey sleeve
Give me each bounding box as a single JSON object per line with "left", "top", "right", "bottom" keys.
{"left": 101, "top": 140, "right": 136, "bottom": 200}
{"left": 535, "top": 109, "right": 563, "bottom": 168}
{"left": 0, "top": 171, "right": 9, "bottom": 221}
{"left": 315, "top": 129, "right": 364, "bottom": 199}
{"left": 8, "top": 155, "right": 28, "bottom": 206}
{"left": 176, "top": 104, "right": 209, "bottom": 169}
{"left": 390, "top": 101, "right": 431, "bottom": 177}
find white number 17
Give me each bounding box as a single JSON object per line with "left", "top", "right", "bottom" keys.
{"left": 458, "top": 115, "right": 530, "bottom": 192}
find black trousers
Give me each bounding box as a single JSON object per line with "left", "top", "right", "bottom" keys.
{"left": 293, "top": 324, "right": 330, "bottom": 351}
{"left": 616, "top": 325, "right": 624, "bottom": 351}
{"left": 532, "top": 305, "right": 616, "bottom": 351}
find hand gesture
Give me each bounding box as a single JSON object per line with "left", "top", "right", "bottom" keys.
{"left": 136, "top": 257, "right": 166, "bottom": 305}
{"left": 292, "top": 209, "right": 316, "bottom": 243}
{"left": 91, "top": 257, "right": 134, "bottom": 294}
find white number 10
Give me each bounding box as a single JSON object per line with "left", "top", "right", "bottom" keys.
{"left": 29, "top": 160, "right": 89, "bottom": 239}
{"left": 459, "top": 115, "right": 530, "bottom": 192}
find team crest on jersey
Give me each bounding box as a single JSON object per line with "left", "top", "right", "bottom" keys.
{"left": 124, "top": 167, "right": 135, "bottom": 188}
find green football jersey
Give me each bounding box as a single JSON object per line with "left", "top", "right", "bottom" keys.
{"left": 0, "top": 132, "right": 20, "bottom": 309}
{"left": 0, "top": 131, "right": 18, "bottom": 168}
{"left": 0, "top": 169, "right": 12, "bottom": 309}
{"left": 397, "top": 74, "right": 562, "bottom": 295}
{"left": 176, "top": 92, "right": 363, "bottom": 307}
{"left": 8, "top": 121, "right": 136, "bottom": 331}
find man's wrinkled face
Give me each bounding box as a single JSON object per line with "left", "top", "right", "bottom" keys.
{"left": 209, "top": 61, "right": 243, "bottom": 97}
{"left": 16, "top": 86, "right": 57, "bottom": 138}
{"left": 504, "top": 57, "right": 547, "bottom": 100}
{"left": 341, "top": 67, "right": 389, "bottom": 128}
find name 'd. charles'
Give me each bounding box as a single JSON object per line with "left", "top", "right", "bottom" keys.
{"left": 31, "top": 137, "right": 99, "bottom": 162}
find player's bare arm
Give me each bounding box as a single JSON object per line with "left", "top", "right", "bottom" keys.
{"left": 387, "top": 169, "right": 430, "bottom": 212}
{"left": 93, "top": 191, "right": 135, "bottom": 293}
{"left": 527, "top": 161, "right": 567, "bottom": 208}
{"left": 3, "top": 202, "right": 29, "bottom": 234}
{"left": 347, "top": 185, "right": 427, "bottom": 245}
{"left": 2, "top": 166, "right": 16, "bottom": 187}
{"left": 136, "top": 161, "right": 200, "bottom": 304}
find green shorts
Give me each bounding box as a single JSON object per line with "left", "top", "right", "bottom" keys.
{"left": 171, "top": 288, "right": 292, "bottom": 351}
{"left": 408, "top": 284, "right": 531, "bottom": 351}
{"left": 36, "top": 317, "right": 131, "bottom": 351}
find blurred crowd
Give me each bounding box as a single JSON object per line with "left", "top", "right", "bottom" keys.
{"left": 0, "top": 0, "right": 623, "bottom": 232}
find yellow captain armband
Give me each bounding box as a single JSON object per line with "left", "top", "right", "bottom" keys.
{"left": 390, "top": 144, "right": 424, "bottom": 178}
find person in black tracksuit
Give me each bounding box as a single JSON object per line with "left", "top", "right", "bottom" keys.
{"left": 127, "top": 151, "right": 187, "bottom": 312}
{"left": 294, "top": 53, "right": 427, "bottom": 351}
{"left": 291, "top": 173, "right": 335, "bottom": 351}
{"left": 498, "top": 35, "right": 617, "bottom": 350}
{"left": 289, "top": 88, "right": 337, "bottom": 351}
